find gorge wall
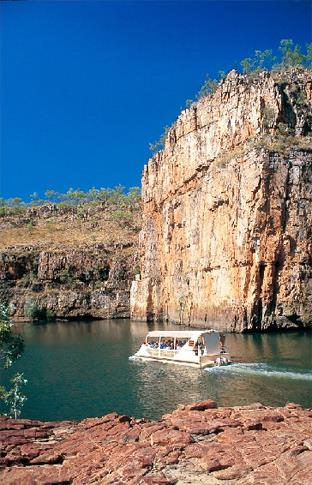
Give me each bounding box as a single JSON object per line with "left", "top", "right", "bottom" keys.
{"left": 131, "top": 68, "right": 312, "bottom": 331}
{"left": 0, "top": 203, "right": 140, "bottom": 320}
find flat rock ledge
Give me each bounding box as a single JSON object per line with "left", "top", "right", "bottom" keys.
{"left": 1, "top": 400, "right": 312, "bottom": 485}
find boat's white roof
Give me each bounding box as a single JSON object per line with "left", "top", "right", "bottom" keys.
{"left": 146, "top": 330, "right": 217, "bottom": 338}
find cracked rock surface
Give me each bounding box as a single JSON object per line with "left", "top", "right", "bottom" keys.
{"left": 1, "top": 400, "right": 311, "bottom": 484}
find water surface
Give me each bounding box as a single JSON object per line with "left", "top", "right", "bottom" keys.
{"left": 1, "top": 319, "right": 311, "bottom": 421}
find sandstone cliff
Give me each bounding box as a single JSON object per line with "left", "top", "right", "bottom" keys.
{"left": 0, "top": 202, "right": 141, "bottom": 320}
{"left": 1, "top": 400, "right": 311, "bottom": 484}
{"left": 131, "top": 68, "right": 312, "bottom": 331}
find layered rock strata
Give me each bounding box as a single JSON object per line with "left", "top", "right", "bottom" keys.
{"left": 1, "top": 400, "right": 311, "bottom": 484}
{"left": 131, "top": 68, "right": 312, "bottom": 331}
{"left": 0, "top": 203, "right": 140, "bottom": 320}
{"left": 0, "top": 244, "right": 136, "bottom": 320}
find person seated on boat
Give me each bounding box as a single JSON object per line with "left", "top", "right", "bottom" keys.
{"left": 160, "top": 340, "right": 169, "bottom": 350}
{"left": 176, "top": 339, "right": 186, "bottom": 350}
{"left": 147, "top": 340, "right": 158, "bottom": 349}
{"left": 165, "top": 340, "right": 173, "bottom": 350}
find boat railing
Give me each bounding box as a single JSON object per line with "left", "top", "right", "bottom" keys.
{"left": 146, "top": 348, "right": 179, "bottom": 358}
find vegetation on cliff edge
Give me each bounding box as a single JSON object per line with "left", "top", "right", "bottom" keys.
{"left": 0, "top": 185, "right": 140, "bottom": 215}
{"left": 0, "top": 186, "right": 141, "bottom": 251}
{"left": 149, "top": 39, "right": 312, "bottom": 152}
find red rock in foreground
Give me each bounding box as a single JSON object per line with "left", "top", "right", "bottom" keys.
{"left": 0, "top": 401, "right": 312, "bottom": 484}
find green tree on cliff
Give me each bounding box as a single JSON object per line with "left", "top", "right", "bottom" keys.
{"left": 279, "top": 39, "right": 305, "bottom": 67}
{"left": 0, "top": 304, "right": 27, "bottom": 418}
{"left": 149, "top": 125, "right": 170, "bottom": 152}
{"left": 240, "top": 39, "right": 311, "bottom": 73}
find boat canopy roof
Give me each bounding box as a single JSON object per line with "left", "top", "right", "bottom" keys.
{"left": 146, "top": 330, "right": 217, "bottom": 339}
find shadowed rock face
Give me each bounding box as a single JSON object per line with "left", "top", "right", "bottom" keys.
{"left": 0, "top": 245, "right": 136, "bottom": 320}
{"left": 0, "top": 401, "right": 311, "bottom": 484}
{"left": 131, "top": 69, "right": 312, "bottom": 331}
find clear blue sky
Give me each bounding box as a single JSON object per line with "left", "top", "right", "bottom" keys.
{"left": 0, "top": 0, "right": 311, "bottom": 200}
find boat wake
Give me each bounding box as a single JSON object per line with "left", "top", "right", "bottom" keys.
{"left": 205, "top": 362, "right": 312, "bottom": 381}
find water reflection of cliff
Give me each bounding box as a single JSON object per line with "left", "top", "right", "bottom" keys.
{"left": 228, "top": 332, "right": 311, "bottom": 367}
{"left": 19, "top": 319, "right": 170, "bottom": 344}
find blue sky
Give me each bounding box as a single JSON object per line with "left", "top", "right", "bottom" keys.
{"left": 0, "top": 0, "right": 311, "bottom": 200}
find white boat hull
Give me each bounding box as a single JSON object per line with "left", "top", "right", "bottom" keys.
{"left": 130, "top": 344, "right": 231, "bottom": 369}
{"left": 130, "top": 355, "right": 204, "bottom": 368}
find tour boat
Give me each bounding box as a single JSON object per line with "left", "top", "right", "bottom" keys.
{"left": 130, "top": 330, "right": 231, "bottom": 368}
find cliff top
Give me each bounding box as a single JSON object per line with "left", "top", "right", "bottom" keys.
{"left": 142, "top": 67, "right": 312, "bottom": 202}
{"left": 154, "top": 66, "right": 312, "bottom": 159}
{"left": 0, "top": 194, "right": 141, "bottom": 252}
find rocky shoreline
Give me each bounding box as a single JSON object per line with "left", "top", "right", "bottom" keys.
{"left": 1, "top": 400, "right": 311, "bottom": 484}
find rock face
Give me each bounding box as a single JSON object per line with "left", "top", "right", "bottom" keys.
{"left": 1, "top": 401, "right": 311, "bottom": 484}
{"left": 0, "top": 244, "right": 136, "bottom": 320}
{"left": 131, "top": 68, "right": 312, "bottom": 331}
{"left": 0, "top": 203, "right": 140, "bottom": 320}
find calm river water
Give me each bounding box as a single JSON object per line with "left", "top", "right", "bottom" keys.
{"left": 2, "top": 319, "right": 312, "bottom": 421}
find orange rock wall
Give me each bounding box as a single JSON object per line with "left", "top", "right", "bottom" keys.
{"left": 131, "top": 69, "right": 312, "bottom": 331}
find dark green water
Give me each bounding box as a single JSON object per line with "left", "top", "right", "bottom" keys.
{"left": 1, "top": 319, "right": 311, "bottom": 421}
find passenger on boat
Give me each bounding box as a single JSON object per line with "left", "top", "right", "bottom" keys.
{"left": 176, "top": 339, "right": 187, "bottom": 349}
{"left": 159, "top": 339, "right": 171, "bottom": 350}
{"left": 147, "top": 340, "right": 158, "bottom": 349}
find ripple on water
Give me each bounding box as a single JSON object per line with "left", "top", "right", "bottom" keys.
{"left": 206, "top": 362, "right": 312, "bottom": 381}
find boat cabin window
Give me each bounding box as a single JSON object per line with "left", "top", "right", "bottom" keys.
{"left": 160, "top": 338, "right": 174, "bottom": 350}
{"left": 145, "top": 337, "right": 158, "bottom": 349}
{"left": 145, "top": 336, "right": 189, "bottom": 351}
{"left": 176, "top": 338, "right": 188, "bottom": 349}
